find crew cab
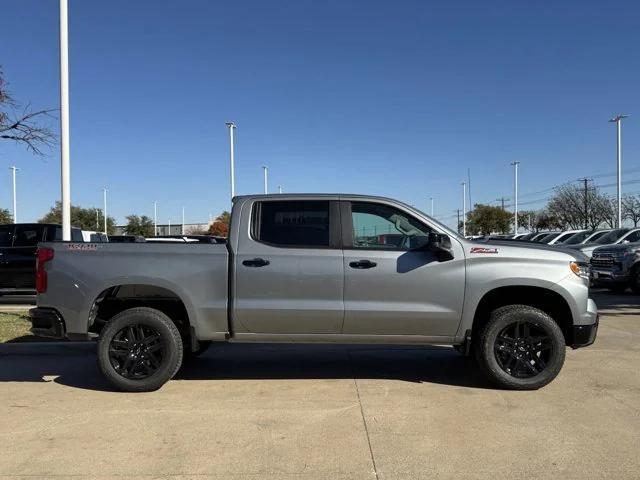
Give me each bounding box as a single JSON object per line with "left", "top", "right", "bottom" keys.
{"left": 29, "top": 194, "right": 598, "bottom": 392}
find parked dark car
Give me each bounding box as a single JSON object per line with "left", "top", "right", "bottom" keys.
{"left": 0, "top": 223, "right": 83, "bottom": 295}
{"left": 108, "top": 235, "right": 146, "bottom": 243}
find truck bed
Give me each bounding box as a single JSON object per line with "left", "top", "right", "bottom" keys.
{"left": 36, "top": 242, "right": 229, "bottom": 340}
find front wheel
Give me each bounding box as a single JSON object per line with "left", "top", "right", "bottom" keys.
{"left": 97, "top": 307, "right": 183, "bottom": 392}
{"left": 474, "top": 305, "right": 566, "bottom": 390}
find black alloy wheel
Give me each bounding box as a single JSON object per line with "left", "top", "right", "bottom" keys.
{"left": 494, "top": 321, "right": 553, "bottom": 378}
{"left": 108, "top": 324, "right": 165, "bottom": 379}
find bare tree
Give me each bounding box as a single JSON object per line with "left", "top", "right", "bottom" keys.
{"left": 547, "top": 183, "right": 611, "bottom": 229}
{"left": 623, "top": 195, "right": 640, "bottom": 227}
{"left": 0, "top": 67, "right": 56, "bottom": 155}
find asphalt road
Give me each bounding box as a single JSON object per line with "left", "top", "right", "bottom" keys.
{"left": 0, "top": 291, "right": 638, "bottom": 479}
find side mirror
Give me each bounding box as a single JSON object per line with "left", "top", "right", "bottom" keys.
{"left": 427, "top": 232, "right": 454, "bottom": 261}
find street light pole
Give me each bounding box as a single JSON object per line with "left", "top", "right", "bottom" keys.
{"left": 153, "top": 201, "right": 158, "bottom": 236}
{"left": 59, "top": 0, "right": 71, "bottom": 240}
{"left": 278, "top": 185, "right": 283, "bottom": 194}
{"left": 430, "top": 197, "right": 434, "bottom": 217}
{"left": 609, "top": 114, "right": 629, "bottom": 228}
{"left": 462, "top": 182, "right": 467, "bottom": 237}
{"left": 102, "top": 187, "right": 108, "bottom": 234}
{"left": 9, "top": 166, "right": 18, "bottom": 223}
{"left": 511, "top": 161, "right": 520, "bottom": 234}
{"left": 262, "top": 165, "right": 268, "bottom": 194}
{"left": 182, "top": 206, "right": 185, "bottom": 235}
{"left": 225, "top": 122, "right": 236, "bottom": 200}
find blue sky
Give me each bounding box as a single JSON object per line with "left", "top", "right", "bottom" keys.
{"left": 1, "top": 0, "right": 639, "bottom": 228}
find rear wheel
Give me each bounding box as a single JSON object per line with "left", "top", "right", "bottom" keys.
{"left": 474, "top": 305, "right": 566, "bottom": 390}
{"left": 97, "top": 307, "right": 183, "bottom": 392}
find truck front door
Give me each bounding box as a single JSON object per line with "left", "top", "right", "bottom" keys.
{"left": 233, "top": 199, "right": 344, "bottom": 334}
{"left": 341, "top": 201, "right": 465, "bottom": 337}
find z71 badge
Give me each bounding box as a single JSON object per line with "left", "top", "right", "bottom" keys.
{"left": 470, "top": 247, "right": 498, "bottom": 254}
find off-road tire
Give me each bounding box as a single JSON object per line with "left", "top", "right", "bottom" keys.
{"left": 474, "top": 305, "right": 566, "bottom": 390}
{"left": 97, "top": 307, "right": 183, "bottom": 392}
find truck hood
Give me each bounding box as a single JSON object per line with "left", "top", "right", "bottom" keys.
{"left": 592, "top": 243, "right": 635, "bottom": 254}
{"left": 474, "top": 240, "right": 589, "bottom": 262}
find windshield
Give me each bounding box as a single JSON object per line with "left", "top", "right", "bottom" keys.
{"left": 538, "top": 233, "right": 559, "bottom": 243}
{"left": 563, "top": 231, "right": 590, "bottom": 245}
{"left": 594, "top": 228, "right": 629, "bottom": 245}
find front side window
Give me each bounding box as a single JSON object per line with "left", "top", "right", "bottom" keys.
{"left": 254, "top": 201, "right": 330, "bottom": 247}
{"left": 13, "top": 225, "right": 44, "bottom": 247}
{"left": 351, "top": 202, "right": 431, "bottom": 250}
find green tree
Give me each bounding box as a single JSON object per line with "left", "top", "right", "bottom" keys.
{"left": 0, "top": 207, "right": 12, "bottom": 223}
{"left": 39, "top": 202, "right": 116, "bottom": 234}
{"left": 123, "top": 215, "right": 155, "bottom": 237}
{"left": 466, "top": 204, "right": 512, "bottom": 235}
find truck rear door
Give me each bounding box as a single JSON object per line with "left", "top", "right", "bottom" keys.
{"left": 233, "top": 199, "right": 344, "bottom": 334}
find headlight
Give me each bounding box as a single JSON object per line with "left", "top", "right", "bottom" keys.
{"left": 570, "top": 261, "right": 590, "bottom": 279}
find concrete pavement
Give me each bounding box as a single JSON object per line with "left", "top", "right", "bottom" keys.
{"left": 0, "top": 292, "right": 638, "bottom": 479}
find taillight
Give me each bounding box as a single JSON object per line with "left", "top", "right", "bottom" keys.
{"left": 36, "top": 247, "right": 54, "bottom": 293}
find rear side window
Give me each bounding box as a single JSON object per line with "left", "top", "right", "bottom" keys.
{"left": 0, "top": 225, "right": 14, "bottom": 247}
{"left": 253, "top": 201, "right": 330, "bottom": 247}
{"left": 13, "top": 225, "right": 45, "bottom": 247}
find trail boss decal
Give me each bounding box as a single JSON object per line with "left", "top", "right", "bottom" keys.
{"left": 470, "top": 247, "right": 499, "bottom": 254}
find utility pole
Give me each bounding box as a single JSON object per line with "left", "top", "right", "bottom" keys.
{"left": 496, "top": 197, "right": 507, "bottom": 210}
{"left": 511, "top": 161, "right": 520, "bottom": 234}
{"left": 609, "top": 114, "right": 629, "bottom": 228}
{"left": 9, "top": 166, "right": 18, "bottom": 223}
{"left": 456, "top": 209, "right": 461, "bottom": 234}
{"left": 462, "top": 182, "right": 467, "bottom": 237}
{"left": 153, "top": 201, "right": 158, "bottom": 236}
{"left": 577, "top": 178, "right": 590, "bottom": 229}
{"left": 182, "top": 206, "right": 185, "bottom": 235}
{"left": 430, "top": 197, "right": 434, "bottom": 217}
{"left": 225, "top": 122, "right": 236, "bottom": 201}
{"left": 59, "top": 0, "right": 71, "bottom": 240}
{"left": 102, "top": 187, "right": 108, "bottom": 234}
{"left": 262, "top": 165, "right": 268, "bottom": 194}
{"left": 95, "top": 209, "right": 99, "bottom": 230}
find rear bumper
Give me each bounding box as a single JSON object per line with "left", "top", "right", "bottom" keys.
{"left": 28, "top": 307, "right": 66, "bottom": 339}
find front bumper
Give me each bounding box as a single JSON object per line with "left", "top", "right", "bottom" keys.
{"left": 570, "top": 315, "right": 598, "bottom": 348}
{"left": 28, "top": 307, "right": 66, "bottom": 339}
{"left": 591, "top": 267, "right": 628, "bottom": 286}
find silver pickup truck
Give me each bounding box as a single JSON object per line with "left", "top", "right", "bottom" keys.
{"left": 29, "top": 194, "right": 598, "bottom": 392}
